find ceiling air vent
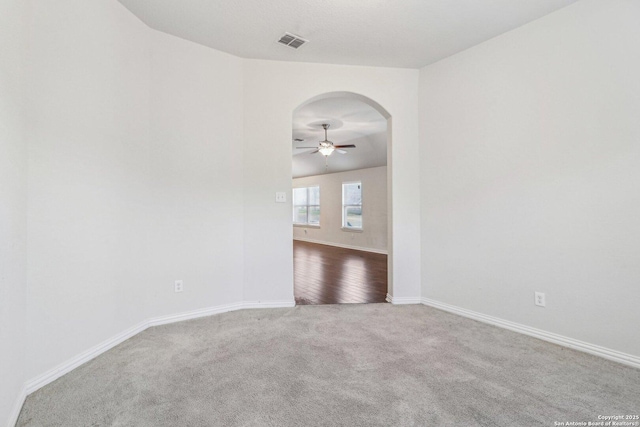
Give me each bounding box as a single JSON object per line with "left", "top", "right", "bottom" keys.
{"left": 277, "top": 32, "right": 308, "bottom": 49}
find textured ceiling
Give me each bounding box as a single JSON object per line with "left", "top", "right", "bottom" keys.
{"left": 117, "top": 0, "right": 579, "bottom": 68}
{"left": 292, "top": 98, "right": 387, "bottom": 178}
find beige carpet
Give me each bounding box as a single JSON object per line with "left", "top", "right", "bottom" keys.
{"left": 17, "top": 304, "right": 640, "bottom": 426}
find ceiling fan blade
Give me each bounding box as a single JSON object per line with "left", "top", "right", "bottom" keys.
{"left": 296, "top": 147, "right": 318, "bottom": 149}
{"left": 336, "top": 149, "right": 347, "bottom": 154}
{"left": 334, "top": 144, "right": 356, "bottom": 148}
{"left": 310, "top": 149, "right": 319, "bottom": 154}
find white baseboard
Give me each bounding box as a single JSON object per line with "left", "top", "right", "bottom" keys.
{"left": 25, "top": 320, "right": 148, "bottom": 394}
{"left": 148, "top": 302, "right": 245, "bottom": 327}
{"left": 293, "top": 237, "right": 388, "bottom": 255}
{"left": 386, "top": 293, "right": 421, "bottom": 305}
{"left": 7, "top": 385, "right": 26, "bottom": 427}
{"left": 242, "top": 300, "right": 296, "bottom": 309}
{"left": 421, "top": 298, "right": 640, "bottom": 370}
{"left": 19, "top": 299, "right": 295, "bottom": 416}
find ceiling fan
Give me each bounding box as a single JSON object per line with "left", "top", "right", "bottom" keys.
{"left": 296, "top": 124, "right": 356, "bottom": 156}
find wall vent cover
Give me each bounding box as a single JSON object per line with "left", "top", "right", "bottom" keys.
{"left": 277, "top": 32, "right": 308, "bottom": 49}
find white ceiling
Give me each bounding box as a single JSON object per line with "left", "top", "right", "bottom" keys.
{"left": 292, "top": 97, "right": 387, "bottom": 178}
{"left": 117, "top": 0, "right": 579, "bottom": 68}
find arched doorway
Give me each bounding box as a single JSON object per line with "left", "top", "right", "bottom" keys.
{"left": 291, "top": 92, "right": 393, "bottom": 304}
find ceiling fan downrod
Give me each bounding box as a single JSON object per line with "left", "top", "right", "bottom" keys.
{"left": 318, "top": 123, "right": 335, "bottom": 157}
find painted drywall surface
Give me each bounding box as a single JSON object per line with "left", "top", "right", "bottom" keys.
{"left": 420, "top": 0, "right": 640, "bottom": 357}
{"left": 0, "top": 0, "right": 27, "bottom": 423}
{"left": 23, "top": 0, "right": 247, "bottom": 382}
{"left": 25, "top": 0, "right": 152, "bottom": 379}
{"left": 147, "top": 31, "right": 244, "bottom": 317}
{"left": 293, "top": 167, "right": 388, "bottom": 252}
{"left": 243, "top": 60, "right": 421, "bottom": 301}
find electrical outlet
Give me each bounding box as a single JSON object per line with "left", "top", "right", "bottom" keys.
{"left": 175, "top": 280, "right": 183, "bottom": 293}
{"left": 535, "top": 292, "right": 545, "bottom": 307}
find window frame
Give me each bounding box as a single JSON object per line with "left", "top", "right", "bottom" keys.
{"left": 292, "top": 185, "right": 320, "bottom": 227}
{"left": 341, "top": 181, "right": 363, "bottom": 231}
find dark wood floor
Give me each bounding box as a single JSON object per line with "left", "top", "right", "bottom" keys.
{"left": 293, "top": 240, "right": 388, "bottom": 305}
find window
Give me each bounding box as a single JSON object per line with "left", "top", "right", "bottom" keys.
{"left": 342, "top": 182, "right": 362, "bottom": 230}
{"left": 293, "top": 186, "right": 320, "bottom": 225}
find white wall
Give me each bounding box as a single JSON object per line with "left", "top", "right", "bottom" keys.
{"left": 243, "top": 60, "right": 421, "bottom": 301}
{"left": 420, "top": 0, "right": 640, "bottom": 358}
{"left": 147, "top": 32, "right": 245, "bottom": 317}
{"left": 25, "top": 0, "right": 151, "bottom": 379}
{"left": 23, "top": 0, "right": 248, "bottom": 383}
{"left": 0, "top": 0, "right": 28, "bottom": 424}
{"left": 293, "top": 166, "right": 387, "bottom": 253}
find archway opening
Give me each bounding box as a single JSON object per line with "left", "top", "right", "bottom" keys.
{"left": 291, "top": 92, "right": 393, "bottom": 305}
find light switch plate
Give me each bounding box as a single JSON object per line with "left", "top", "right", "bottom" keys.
{"left": 535, "top": 291, "right": 545, "bottom": 307}
{"left": 275, "top": 192, "right": 287, "bottom": 203}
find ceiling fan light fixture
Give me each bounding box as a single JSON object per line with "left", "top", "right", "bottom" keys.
{"left": 319, "top": 146, "right": 335, "bottom": 156}
{"left": 318, "top": 124, "right": 335, "bottom": 156}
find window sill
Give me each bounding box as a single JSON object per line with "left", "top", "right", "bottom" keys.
{"left": 341, "top": 227, "right": 363, "bottom": 233}
{"left": 294, "top": 224, "right": 320, "bottom": 229}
